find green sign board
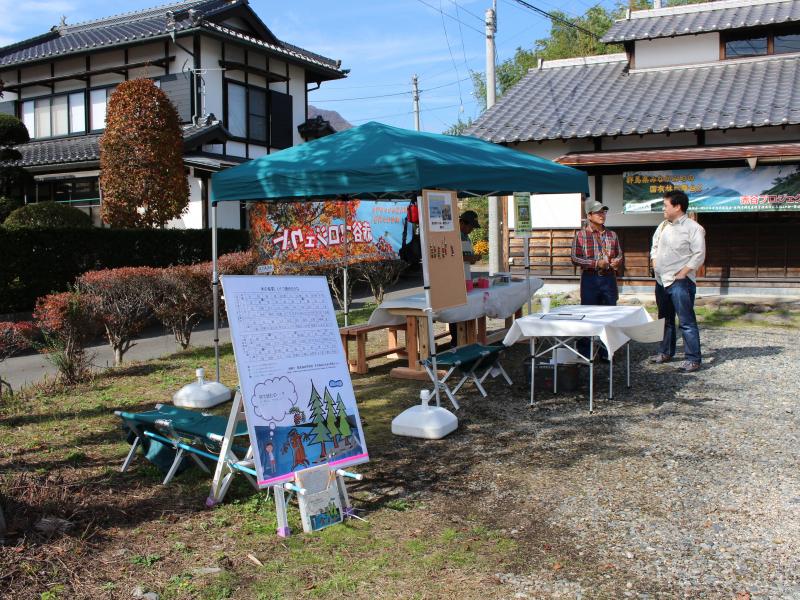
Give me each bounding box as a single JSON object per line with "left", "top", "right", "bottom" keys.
{"left": 622, "top": 165, "right": 800, "bottom": 213}
{"left": 513, "top": 192, "right": 532, "bottom": 234}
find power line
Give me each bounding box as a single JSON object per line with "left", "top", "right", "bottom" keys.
{"left": 413, "top": 0, "right": 484, "bottom": 35}
{"left": 444, "top": 0, "right": 484, "bottom": 22}
{"left": 350, "top": 103, "right": 463, "bottom": 124}
{"left": 312, "top": 76, "right": 471, "bottom": 103}
{"left": 439, "top": 0, "right": 465, "bottom": 109}
{"left": 510, "top": 0, "right": 600, "bottom": 39}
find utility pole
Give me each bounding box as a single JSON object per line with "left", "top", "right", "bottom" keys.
{"left": 486, "top": 3, "right": 501, "bottom": 275}
{"left": 412, "top": 74, "right": 421, "bottom": 132}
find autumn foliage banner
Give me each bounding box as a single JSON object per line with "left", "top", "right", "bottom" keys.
{"left": 249, "top": 200, "right": 407, "bottom": 272}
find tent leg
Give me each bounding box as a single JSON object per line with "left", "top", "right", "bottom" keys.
{"left": 212, "top": 201, "right": 221, "bottom": 382}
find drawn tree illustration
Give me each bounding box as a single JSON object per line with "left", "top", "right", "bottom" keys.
{"left": 307, "top": 383, "right": 330, "bottom": 457}
{"left": 324, "top": 387, "right": 340, "bottom": 449}
{"left": 335, "top": 394, "right": 353, "bottom": 446}
{"left": 289, "top": 405, "right": 306, "bottom": 426}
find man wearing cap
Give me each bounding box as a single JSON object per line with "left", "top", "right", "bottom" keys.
{"left": 459, "top": 210, "right": 482, "bottom": 281}
{"left": 571, "top": 199, "right": 624, "bottom": 307}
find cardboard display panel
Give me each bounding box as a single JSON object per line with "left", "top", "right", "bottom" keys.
{"left": 421, "top": 190, "right": 468, "bottom": 311}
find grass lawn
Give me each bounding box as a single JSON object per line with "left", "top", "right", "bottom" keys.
{"left": 0, "top": 342, "right": 518, "bottom": 600}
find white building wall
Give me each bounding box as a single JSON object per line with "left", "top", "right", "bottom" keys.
{"left": 200, "top": 36, "right": 224, "bottom": 119}
{"left": 168, "top": 173, "right": 204, "bottom": 229}
{"left": 288, "top": 63, "right": 306, "bottom": 146}
{"left": 89, "top": 50, "right": 126, "bottom": 86}
{"left": 634, "top": 33, "right": 720, "bottom": 69}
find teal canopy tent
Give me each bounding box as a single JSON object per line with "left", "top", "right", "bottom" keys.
{"left": 210, "top": 121, "right": 589, "bottom": 202}
{"left": 208, "top": 121, "right": 589, "bottom": 382}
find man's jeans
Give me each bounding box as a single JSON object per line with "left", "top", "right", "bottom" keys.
{"left": 655, "top": 278, "right": 701, "bottom": 364}
{"left": 577, "top": 272, "right": 618, "bottom": 359}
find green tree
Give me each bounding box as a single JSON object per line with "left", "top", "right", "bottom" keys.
{"left": 307, "top": 383, "right": 330, "bottom": 457}
{"left": 99, "top": 78, "right": 188, "bottom": 228}
{"left": 335, "top": 395, "right": 352, "bottom": 444}
{"left": 324, "top": 388, "right": 340, "bottom": 449}
{"left": 0, "top": 114, "right": 31, "bottom": 204}
{"left": 3, "top": 201, "right": 92, "bottom": 230}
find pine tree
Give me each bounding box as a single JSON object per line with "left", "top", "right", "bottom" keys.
{"left": 307, "top": 383, "right": 329, "bottom": 457}
{"left": 335, "top": 394, "right": 352, "bottom": 444}
{"left": 325, "top": 388, "right": 340, "bottom": 448}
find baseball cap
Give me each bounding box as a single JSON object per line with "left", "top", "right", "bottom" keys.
{"left": 460, "top": 210, "right": 481, "bottom": 227}
{"left": 584, "top": 199, "right": 608, "bottom": 214}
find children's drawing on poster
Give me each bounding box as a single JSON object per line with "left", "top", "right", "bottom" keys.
{"left": 427, "top": 192, "right": 455, "bottom": 232}
{"left": 249, "top": 199, "right": 406, "bottom": 273}
{"left": 221, "top": 275, "right": 369, "bottom": 487}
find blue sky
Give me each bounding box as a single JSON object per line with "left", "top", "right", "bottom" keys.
{"left": 0, "top": 0, "right": 618, "bottom": 133}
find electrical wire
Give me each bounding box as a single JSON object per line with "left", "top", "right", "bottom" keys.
{"left": 413, "top": 0, "right": 484, "bottom": 35}
{"left": 439, "top": 0, "right": 465, "bottom": 110}
{"left": 510, "top": 0, "right": 600, "bottom": 39}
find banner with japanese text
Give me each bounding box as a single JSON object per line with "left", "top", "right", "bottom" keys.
{"left": 622, "top": 165, "right": 800, "bottom": 213}
{"left": 249, "top": 200, "right": 407, "bottom": 272}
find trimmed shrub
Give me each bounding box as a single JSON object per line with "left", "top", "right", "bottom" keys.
{"left": 33, "top": 292, "right": 100, "bottom": 384}
{"left": 3, "top": 201, "right": 92, "bottom": 230}
{"left": 0, "top": 197, "right": 22, "bottom": 224}
{"left": 0, "top": 228, "right": 249, "bottom": 313}
{"left": 76, "top": 267, "right": 160, "bottom": 365}
{"left": 357, "top": 260, "right": 407, "bottom": 304}
{"left": 100, "top": 79, "right": 188, "bottom": 227}
{"left": 150, "top": 265, "right": 212, "bottom": 349}
{"left": 0, "top": 321, "right": 37, "bottom": 395}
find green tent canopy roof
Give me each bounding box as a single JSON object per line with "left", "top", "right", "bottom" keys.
{"left": 210, "top": 121, "right": 588, "bottom": 202}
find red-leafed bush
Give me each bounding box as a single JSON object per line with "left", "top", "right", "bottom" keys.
{"left": 217, "top": 250, "right": 259, "bottom": 275}
{"left": 33, "top": 292, "right": 100, "bottom": 384}
{"left": 99, "top": 79, "right": 188, "bottom": 228}
{"left": 76, "top": 267, "right": 159, "bottom": 365}
{"left": 0, "top": 321, "right": 37, "bottom": 395}
{"left": 150, "top": 264, "right": 212, "bottom": 349}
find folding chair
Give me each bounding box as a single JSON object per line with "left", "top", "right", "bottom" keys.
{"left": 116, "top": 403, "right": 255, "bottom": 488}
{"left": 421, "top": 343, "right": 512, "bottom": 410}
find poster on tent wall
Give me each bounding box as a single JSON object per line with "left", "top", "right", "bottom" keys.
{"left": 622, "top": 165, "right": 800, "bottom": 213}
{"left": 421, "top": 190, "right": 468, "bottom": 311}
{"left": 249, "top": 200, "right": 406, "bottom": 273}
{"left": 221, "top": 275, "right": 369, "bottom": 488}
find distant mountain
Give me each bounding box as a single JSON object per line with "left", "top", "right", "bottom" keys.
{"left": 308, "top": 105, "right": 352, "bottom": 132}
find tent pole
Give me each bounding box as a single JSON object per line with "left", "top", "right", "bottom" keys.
{"left": 212, "top": 201, "right": 221, "bottom": 382}
{"left": 417, "top": 192, "right": 441, "bottom": 407}
{"left": 343, "top": 199, "right": 349, "bottom": 327}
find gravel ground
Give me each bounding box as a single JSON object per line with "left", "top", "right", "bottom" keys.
{"left": 369, "top": 325, "right": 800, "bottom": 599}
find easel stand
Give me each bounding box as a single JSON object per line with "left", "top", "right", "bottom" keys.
{"left": 207, "top": 391, "right": 364, "bottom": 537}
{"left": 274, "top": 466, "right": 364, "bottom": 537}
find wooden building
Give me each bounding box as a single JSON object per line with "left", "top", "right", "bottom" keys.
{"left": 468, "top": 0, "right": 800, "bottom": 293}
{"left": 0, "top": 0, "right": 346, "bottom": 229}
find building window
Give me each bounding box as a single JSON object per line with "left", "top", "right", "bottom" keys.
{"left": 724, "top": 27, "right": 800, "bottom": 59}
{"left": 725, "top": 36, "right": 767, "bottom": 58}
{"left": 775, "top": 33, "right": 800, "bottom": 54}
{"left": 225, "top": 81, "right": 268, "bottom": 143}
{"left": 20, "top": 90, "right": 95, "bottom": 139}
{"left": 227, "top": 82, "right": 247, "bottom": 137}
{"left": 90, "top": 87, "right": 115, "bottom": 131}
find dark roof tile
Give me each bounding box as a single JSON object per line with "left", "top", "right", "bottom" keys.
{"left": 602, "top": 0, "right": 800, "bottom": 43}
{"left": 466, "top": 54, "right": 800, "bottom": 142}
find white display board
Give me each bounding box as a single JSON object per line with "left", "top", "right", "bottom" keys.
{"left": 529, "top": 193, "right": 582, "bottom": 229}
{"left": 221, "top": 275, "right": 368, "bottom": 488}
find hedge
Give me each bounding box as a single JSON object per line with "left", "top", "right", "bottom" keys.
{"left": 0, "top": 228, "right": 249, "bottom": 313}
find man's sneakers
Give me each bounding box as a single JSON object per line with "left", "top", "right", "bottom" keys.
{"left": 649, "top": 353, "right": 671, "bottom": 364}
{"left": 677, "top": 361, "right": 701, "bottom": 373}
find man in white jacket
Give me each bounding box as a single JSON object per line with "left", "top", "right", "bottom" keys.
{"left": 650, "top": 190, "right": 706, "bottom": 373}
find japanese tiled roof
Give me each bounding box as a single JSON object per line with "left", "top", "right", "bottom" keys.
{"left": 0, "top": 0, "right": 343, "bottom": 76}
{"left": 464, "top": 53, "right": 800, "bottom": 143}
{"left": 602, "top": 0, "right": 800, "bottom": 43}
{"left": 6, "top": 119, "right": 227, "bottom": 168}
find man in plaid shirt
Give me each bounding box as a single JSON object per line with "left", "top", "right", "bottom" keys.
{"left": 571, "top": 200, "right": 624, "bottom": 359}
{"left": 571, "top": 199, "right": 624, "bottom": 306}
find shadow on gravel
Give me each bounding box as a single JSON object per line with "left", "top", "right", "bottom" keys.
{"left": 701, "top": 344, "right": 783, "bottom": 368}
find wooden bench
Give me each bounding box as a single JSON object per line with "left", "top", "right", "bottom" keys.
{"left": 339, "top": 323, "right": 408, "bottom": 375}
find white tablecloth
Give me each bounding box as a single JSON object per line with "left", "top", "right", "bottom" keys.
{"left": 503, "top": 305, "right": 661, "bottom": 354}
{"left": 368, "top": 278, "right": 544, "bottom": 327}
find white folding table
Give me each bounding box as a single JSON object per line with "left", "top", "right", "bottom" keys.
{"left": 502, "top": 305, "right": 664, "bottom": 412}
